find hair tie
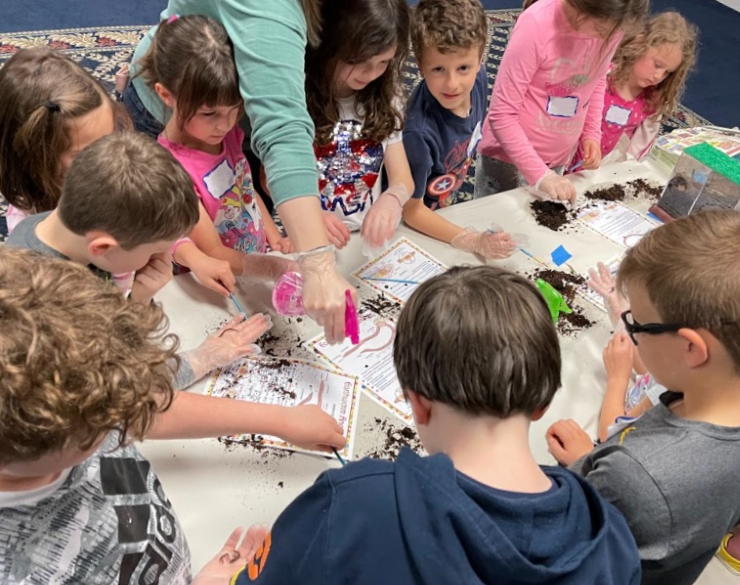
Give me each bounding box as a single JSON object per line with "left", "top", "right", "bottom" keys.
{"left": 166, "top": 14, "right": 179, "bottom": 24}
{"left": 44, "top": 100, "right": 60, "bottom": 113}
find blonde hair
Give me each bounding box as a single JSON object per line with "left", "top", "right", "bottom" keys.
{"left": 0, "top": 248, "right": 179, "bottom": 465}
{"left": 611, "top": 11, "right": 698, "bottom": 120}
{"left": 617, "top": 211, "right": 740, "bottom": 373}
{"left": 410, "top": 0, "right": 488, "bottom": 64}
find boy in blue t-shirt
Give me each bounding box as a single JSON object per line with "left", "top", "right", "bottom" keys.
{"left": 232, "top": 265, "right": 641, "bottom": 585}
{"left": 402, "top": 0, "right": 518, "bottom": 261}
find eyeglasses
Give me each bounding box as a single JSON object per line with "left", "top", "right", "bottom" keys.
{"left": 620, "top": 310, "right": 684, "bottom": 345}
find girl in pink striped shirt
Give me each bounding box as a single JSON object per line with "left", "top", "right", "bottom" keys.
{"left": 475, "top": 0, "right": 647, "bottom": 203}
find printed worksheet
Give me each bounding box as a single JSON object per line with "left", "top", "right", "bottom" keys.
{"left": 207, "top": 356, "right": 360, "bottom": 459}
{"left": 577, "top": 255, "right": 622, "bottom": 312}
{"left": 577, "top": 202, "right": 658, "bottom": 248}
{"left": 354, "top": 237, "right": 447, "bottom": 303}
{"left": 308, "top": 313, "right": 413, "bottom": 424}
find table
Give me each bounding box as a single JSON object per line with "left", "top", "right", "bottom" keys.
{"left": 143, "top": 160, "right": 730, "bottom": 584}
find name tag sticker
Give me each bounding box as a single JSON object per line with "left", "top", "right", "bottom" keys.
{"left": 546, "top": 95, "right": 579, "bottom": 118}
{"left": 605, "top": 104, "right": 632, "bottom": 126}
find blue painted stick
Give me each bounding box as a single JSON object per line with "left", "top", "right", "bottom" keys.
{"left": 365, "top": 277, "right": 419, "bottom": 285}
{"left": 229, "top": 292, "right": 247, "bottom": 316}
{"left": 332, "top": 447, "right": 347, "bottom": 466}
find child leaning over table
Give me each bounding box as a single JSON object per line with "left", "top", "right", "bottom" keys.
{"left": 229, "top": 265, "right": 641, "bottom": 585}
{"left": 547, "top": 210, "right": 740, "bottom": 584}
{"left": 0, "top": 247, "right": 341, "bottom": 584}
{"left": 401, "top": 0, "right": 519, "bottom": 262}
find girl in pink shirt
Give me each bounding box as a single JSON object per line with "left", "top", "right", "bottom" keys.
{"left": 475, "top": 0, "right": 647, "bottom": 203}
{"left": 139, "top": 15, "right": 293, "bottom": 281}
{"left": 589, "top": 12, "right": 697, "bottom": 165}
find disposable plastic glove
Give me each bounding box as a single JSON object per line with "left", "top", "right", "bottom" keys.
{"left": 361, "top": 184, "right": 409, "bottom": 255}
{"left": 298, "top": 245, "right": 357, "bottom": 345}
{"left": 534, "top": 171, "right": 577, "bottom": 205}
{"left": 241, "top": 254, "right": 297, "bottom": 282}
{"left": 587, "top": 262, "right": 628, "bottom": 329}
{"left": 181, "top": 313, "right": 272, "bottom": 382}
{"left": 451, "top": 227, "right": 517, "bottom": 260}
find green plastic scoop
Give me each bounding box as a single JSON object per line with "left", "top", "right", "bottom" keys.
{"left": 535, "top": 278, "right": 572, "bottom": 323}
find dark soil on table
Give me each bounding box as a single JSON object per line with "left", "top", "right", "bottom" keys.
{"left": 627, "top": 178, "right": 664, "bottom": 200}
{"left": 531, "top": 269, "right": 594, "bottom": 336}
{"left": 366, "top": 418, "right": 423, "bottom": 461}
{"left": 583, "top": 184, "right": 626, "bottom": 201}
{"left": 530, "top": 200, "right": 578, "bottom": 231}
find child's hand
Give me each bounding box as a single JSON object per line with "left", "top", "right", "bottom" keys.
{"left": 282, "top": 405, "right": 346, "bottom": 452}
{"left": 361, "top": 188, "right": 407, "bottom": 251}
{"left": 130, "top": 251, "right": 173, "bottom": 305}
{"left": 191, "top": 524, "right": 270, "bottom": 585}
{"left": 184, "top": 314, "right": 272, "bottom": 380}
{"left": 587, "top": 262, "right": 628, "bottom": 328}
{"left": 582, "top": 139, "right": 602, "bottom": 170}
{"left": 190, "top": 254, "right": 236, "bottom": 297}
{"left": 451, "top": 227, "right": 517, "bottom": 260}
{"left": 535, "top": 171, "right": 577, "bottom": 205}
{"left": 322, "top": 212, "right": 351, "bottom": 249}
{"left": 546, "top": 419, "right": 595, "bottom": 466}
{"left": 241, "top": 254, "right": 298, "bottom": 282}
{"left": 603, "top": 333, "right": 634, "bottom": 382}
{"left": 268, "top": 235, "right": 292, "bottom": 254}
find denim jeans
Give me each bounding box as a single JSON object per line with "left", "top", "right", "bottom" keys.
{"left": 120, "top": 82, "right": 164, "bottom": 137}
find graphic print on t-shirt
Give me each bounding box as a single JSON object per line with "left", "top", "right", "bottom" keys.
{"left": 426, "top": 121, "right": 482, "bottom": 210}
{"left": 203, "top": 157, "right": 266, "bottom": 254}
{"left": 316, "top": 119, "right": 384, "bottom": 218}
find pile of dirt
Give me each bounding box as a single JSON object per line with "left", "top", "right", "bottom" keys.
{"left": 627, "top": 178, "right": 663, "bottom": 200}
{"left": 583, "top": 184, "right": 626, "bottom": 201}
{"left": 530, "top": 200, "right": 578, "bottom": 231}
{"left": 361, "top": 294, "right": 402, "bottom": 319}
{"left": 532, "top": 269, "right": 594, "bottom": 336}
{"left": 366, "top": 418, "right": 423, "bottom": 461}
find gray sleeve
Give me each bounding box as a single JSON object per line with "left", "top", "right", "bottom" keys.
{"left": 574, "top": 447, "right": 672, "bottom": 563}
{"left": 171, "top": 355, "right": 195, "bottom": 390}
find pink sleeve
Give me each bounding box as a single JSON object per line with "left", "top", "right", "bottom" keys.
{"left": 487, "top": 20, "right": 551, "bottom": 186}
{"left": 170, "top": 237, "right": 193, "bottom": 256}
{"left": 581, "top": 72, "right": 607, "bottom": 144}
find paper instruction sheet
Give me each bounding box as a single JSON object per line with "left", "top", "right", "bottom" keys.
{"left": 207, "top": 356, "right": 359, "bottom": 459}
{"left": 577, "top": 201, "right": 658, "bottom": 248}
{"left": 353, "top": 237, "right": 447, "bottom": 303}
{"left": 309, "top": 312, "right": 413, "bottom": 424}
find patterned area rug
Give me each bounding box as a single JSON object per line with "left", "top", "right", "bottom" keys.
{"left": 0, "top": 11, "right": 712, "bottom": 242}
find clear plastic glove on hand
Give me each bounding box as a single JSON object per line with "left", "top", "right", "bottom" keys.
{"left": 361, "top": 184, "right": 409, "bottom": 256}
{"left": 182, "top": 313, "right": 272, "bottom": 380}
{"left": 451, "top": 227, "right": 517, "bottom": 260}
{"left": 587, "top": 262, "right": 628, "bottom": 329}
{"left": 534, "top": 171, "right": 577, "bottom": 205}
{"left": 240, "top": 253, "right": 297, "bottom": 282}
{"left": 298, "top": 245, "right": 357, "bottom": 345}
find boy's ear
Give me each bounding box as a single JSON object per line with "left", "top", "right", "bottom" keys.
{"left": 531, "top": 404, "right": 551, "bottom": 422}
{"left": 154, "top": 83, "right": 176, "bottom": 109}
{"left": 406, "top": 389, "right": 432, "bottom": 426}
{"left": 678, "top": 328, "right": 710, "bottom": 369}
{"left": 86, "top": 232, "right": 120, "bottom": 258}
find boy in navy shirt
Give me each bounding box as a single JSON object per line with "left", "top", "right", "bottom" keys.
{"left": 233, "top": 265, "right": 641, "bottom": 585}
{"left": 402, "top": 0, "right": 518, "bottom": 261}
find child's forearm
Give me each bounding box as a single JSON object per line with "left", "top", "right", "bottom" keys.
{"left": 625, "top": 396, "right": 653, "bottom": 419}
{"left": 257, "top": 196, "right": 283, "bottom": 245}
{"left": 402, "top": 200, "right": 464, "bottom": 244}
{"left": 598, "top": 376, "right": 631, "bottom": 442}
{"left": 147, "top": 391, "right": 293, "bottom": 441}
{"left": 198, "top": 243, "right": 245, "bottom": 275}
{"left": 173, "top": 242, "right": 208, "bottom": 270}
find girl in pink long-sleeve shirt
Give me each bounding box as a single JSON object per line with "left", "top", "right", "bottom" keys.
{"left": 475, "top": 0, "right": 647, "bottom": 203}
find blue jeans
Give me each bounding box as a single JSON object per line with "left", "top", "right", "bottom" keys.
{"left": 120, "top": 82, "right": 164, "bottom": 137}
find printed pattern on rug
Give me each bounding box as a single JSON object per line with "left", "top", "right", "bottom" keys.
{"left": 0, "top": 13, "right": 712, "bottom": 242}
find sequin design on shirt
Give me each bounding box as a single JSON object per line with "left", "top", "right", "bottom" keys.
{"left": 315, "top": 120, "right": 384, "bottom": 219}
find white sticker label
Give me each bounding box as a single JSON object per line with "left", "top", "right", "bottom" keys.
{"left": 605, "top": 104, "right": 632, "bottom": 126}
{"left": 546, "top": 95, "right": 579, "bottom": 118}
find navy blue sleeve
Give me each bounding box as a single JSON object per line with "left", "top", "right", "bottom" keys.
{"left": 233, "top": 474, "right": 333, "bottom": 585}
{"left": 473, "top": 65, "right": 490, "bottom": 121}
{"left": 404, "top": 129, "right": 435, "bottom": 201}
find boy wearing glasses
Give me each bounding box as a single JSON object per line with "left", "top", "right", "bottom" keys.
{"left": 546, "top": 210, "right": 740, "bottom": 585}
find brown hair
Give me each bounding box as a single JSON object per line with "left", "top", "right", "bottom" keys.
{"left": 394, "top": 265, "right": 561, "bottom": 417}
{"left": 59, "top": 132, "right": 199, "bottom": 249}
{"left": 0, "top": 48, "right": 126, "bottom": 215}
{"left": 611, "top": 12, "right": 698, "bottom": 120}
{"left": 522, "top": 0, "right": 648, "bottom": 41}
{"left": 299, "top": 0, "right": 324, "bottom": 48}
{"left": 0, "top": 247, "right": 178, "bottom": 465}
{"left": 411, "top": 0, "right": 488, "bottom": 64}
{"left": 617, "top": 211, "right": 740, "bottom": 373}
{"left": 137, "top": 14, "right": 242, "bottom": 130}
{"left": 306, "top": 0, "right": 409, "bottom": 145}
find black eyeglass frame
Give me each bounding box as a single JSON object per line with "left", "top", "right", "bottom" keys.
{"left": 620, "top": 310, "right": 684, "bottom": 345}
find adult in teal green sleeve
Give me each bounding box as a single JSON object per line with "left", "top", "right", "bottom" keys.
{"left": 129, "top": 0, "right": 355, "bottom": 344}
